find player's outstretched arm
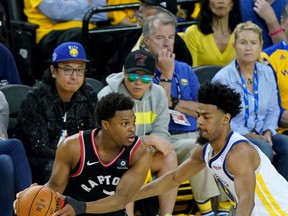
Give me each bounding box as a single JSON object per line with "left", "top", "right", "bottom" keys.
{"left": 133, "top": 145, "right": 206, "bottom": 201}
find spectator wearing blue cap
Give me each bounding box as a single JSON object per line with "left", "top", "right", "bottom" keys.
{"left": 14, "top": 41, "right": 99, "bottom": 184}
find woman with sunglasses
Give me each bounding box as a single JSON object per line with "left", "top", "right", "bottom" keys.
{"left": 98, "top": 49, "right": 178, "bottom": 216}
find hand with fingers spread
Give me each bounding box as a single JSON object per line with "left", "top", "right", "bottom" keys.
{"left": 13, "top": 183, "right": 38, "bottom": 215}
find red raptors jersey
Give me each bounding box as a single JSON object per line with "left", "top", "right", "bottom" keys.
{"left": 65, "top": 128, "right": 141, "bottom": 216}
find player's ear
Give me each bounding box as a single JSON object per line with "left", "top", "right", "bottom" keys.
{"left": 101, "top": 120, "right": 109, "bottom": 130}
{"left": 223, "top": 113, "right": 231, "bottom": 125}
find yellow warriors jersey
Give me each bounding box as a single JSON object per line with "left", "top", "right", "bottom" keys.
{"left": 261, "top": 41, "right": 288, "bottom": 134}
{"left": 203, "top": 131, "right": 288, "bottom": 215}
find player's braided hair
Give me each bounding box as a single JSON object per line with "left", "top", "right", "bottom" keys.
{"left": 198, "top": 81, "right": 242, "bottom": 118}
{"left": 96, "top": 93, "right": 134, "bottom": 126}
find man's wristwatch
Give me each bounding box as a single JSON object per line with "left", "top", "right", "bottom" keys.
{"left": 169, "top": 96, "right": 179, "bottom": 110}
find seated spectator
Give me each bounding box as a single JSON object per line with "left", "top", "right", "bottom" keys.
{"left": 0, "top": 43, "right": 22, "bottom": 86}
{"left": 0, "top": 2, "right": 21, "bottom": 86}
{"left": 14, "top": 42, "right": 98, "bottom": 184}
{"left": 104, "top": 0, "right": 192, "bottom": 82}
{"left": 98, "top": 49, "right": 178, "bottom": 216}
{"left": 108, "top": 0, "right": 140, "bottom": 26}
{"left": 261, "top": 2, "right": 288, "bottom": 136}
{"left": 24, "top": 0, "right": 109, "bottom": 77}
{"left": 240, "top": 0, "right": 287, "bottom": 49}
{"left": 184, "top": 0, "right": 242, "bottom": 67}
{"left": 0, "top": 2, "right": 34, "bottom": 86}
{"left": 0, "top": 91, "right": 32, "bottom": 215}
{"left": 212, "top": 21, "right": 288, "bottom": 181}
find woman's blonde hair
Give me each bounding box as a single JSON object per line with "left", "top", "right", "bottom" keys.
{"left": 233, "top": 21, "right": 263, "bottom": 45}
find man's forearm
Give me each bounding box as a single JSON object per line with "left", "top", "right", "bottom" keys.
{"left": 133, "top": 172, "right": 179, "bottom": 202}
{"left": 175, "top": 100, "right": 198, "bottom": 118}
{"left": 265, "top": 14, "right": 285, "bottom": 45}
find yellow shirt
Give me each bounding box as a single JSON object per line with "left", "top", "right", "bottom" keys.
{"left": 24, "top": 0, "right": 95, "bottom": 43}
{"left": 107, "top": 0, "right": 139, "bottom": 25}
{"left": 184, "top": 24, "right": 235, "bottom": 67}
{"left": 261, "top": 46, "right": 288, "bottom": 134}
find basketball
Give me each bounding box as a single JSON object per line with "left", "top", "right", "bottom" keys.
{"left": 16, "top": 185, "right": 63, "bottom": 216}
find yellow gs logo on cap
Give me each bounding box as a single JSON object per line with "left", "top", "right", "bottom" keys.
{"left": 68, "top": 45, "right": 79, "bottom": 57}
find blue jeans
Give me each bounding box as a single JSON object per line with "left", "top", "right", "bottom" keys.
{"left": 0, "top": 139, "right": 32, "bottom": 215}
{"left": 245, "top": 134, "right": 288, "bottom": 181}
{"left": 271, "top": 134, "right": 288, "bottom": 181}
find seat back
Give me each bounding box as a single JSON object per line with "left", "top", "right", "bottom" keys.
{"left": 193, "top": 65, "right": 222, "bottom": 84}
{"left": 0, "top": 84, "right": 32, "bottom": 137}
{"left": 1, "top": 0, "right": 39, "bottom": 81}
{"left": 85, "top": 78, "right": 105, "bottom": 94}
{"left": 2, "top": 0, "right": 26, "bottom": 21}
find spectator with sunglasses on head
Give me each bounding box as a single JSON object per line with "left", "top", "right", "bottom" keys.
{"left": 14, "top": 41, "right": 98, "bottom": 185}
{"left": 98, "top": 49, "right": 178, "bottom": 216}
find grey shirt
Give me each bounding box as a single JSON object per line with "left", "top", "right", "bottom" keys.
{"left": 0, "top": 91, "right": 9, "bottom": 138}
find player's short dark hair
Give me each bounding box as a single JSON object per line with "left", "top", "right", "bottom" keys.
{"left": 96, "top": 93, "right": 134, "bottom": 125}
{"left": 198, "top": 81, "right": 242, "bottom": 118}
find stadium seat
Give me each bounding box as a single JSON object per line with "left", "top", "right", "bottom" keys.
{"left": 193, "top": 65, "right": 222, "bottom": 84}
{"left": 0, "top": 84, "right": 32, "bottom": 137}
{"left": 2, "top": 0, "right": 39, "bottom": 80}
{"left": 85, "top": 77, "right": 105, "bottom": 94}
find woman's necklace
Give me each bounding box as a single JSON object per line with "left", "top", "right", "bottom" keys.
{"left": 243, "top": 74, "right": 253, "bottom": 85}
{"left": 246, "top": 77, "right": 253, "bottom": 85}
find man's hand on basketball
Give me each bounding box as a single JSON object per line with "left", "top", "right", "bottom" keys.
{"left": 53, "top": 193, "right": 86, "bottom": 216}
{"left": 52, "top": 195, "right": 76, "bottom": 216}
{"left": 13, "top": 183, "right": 38, "bottom": 215}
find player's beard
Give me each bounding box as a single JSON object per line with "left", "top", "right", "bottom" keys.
{"left": 196, "top": 135, "right": 209, "bottom": 146}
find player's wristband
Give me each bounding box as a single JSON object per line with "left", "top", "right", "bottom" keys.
{"left": 65, "top": 196, "right": 86, "bottom": 215}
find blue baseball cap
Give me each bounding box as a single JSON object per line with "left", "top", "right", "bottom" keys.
{"left": 52, "top": 42, "right": 89, "bottom": 63}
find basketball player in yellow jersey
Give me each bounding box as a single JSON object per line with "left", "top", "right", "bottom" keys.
{"left": 132, "top": 82, "right": 288, "bottom": 215}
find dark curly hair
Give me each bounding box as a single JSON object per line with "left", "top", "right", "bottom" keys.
{"left": 96, "top": 93, "right": 134, "bottom": 126}
{"left": 198, "top": 81, "right": 242, "bottom": 118}
{"left": 198, "top": 0, "right": 242, "bottom": 35}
